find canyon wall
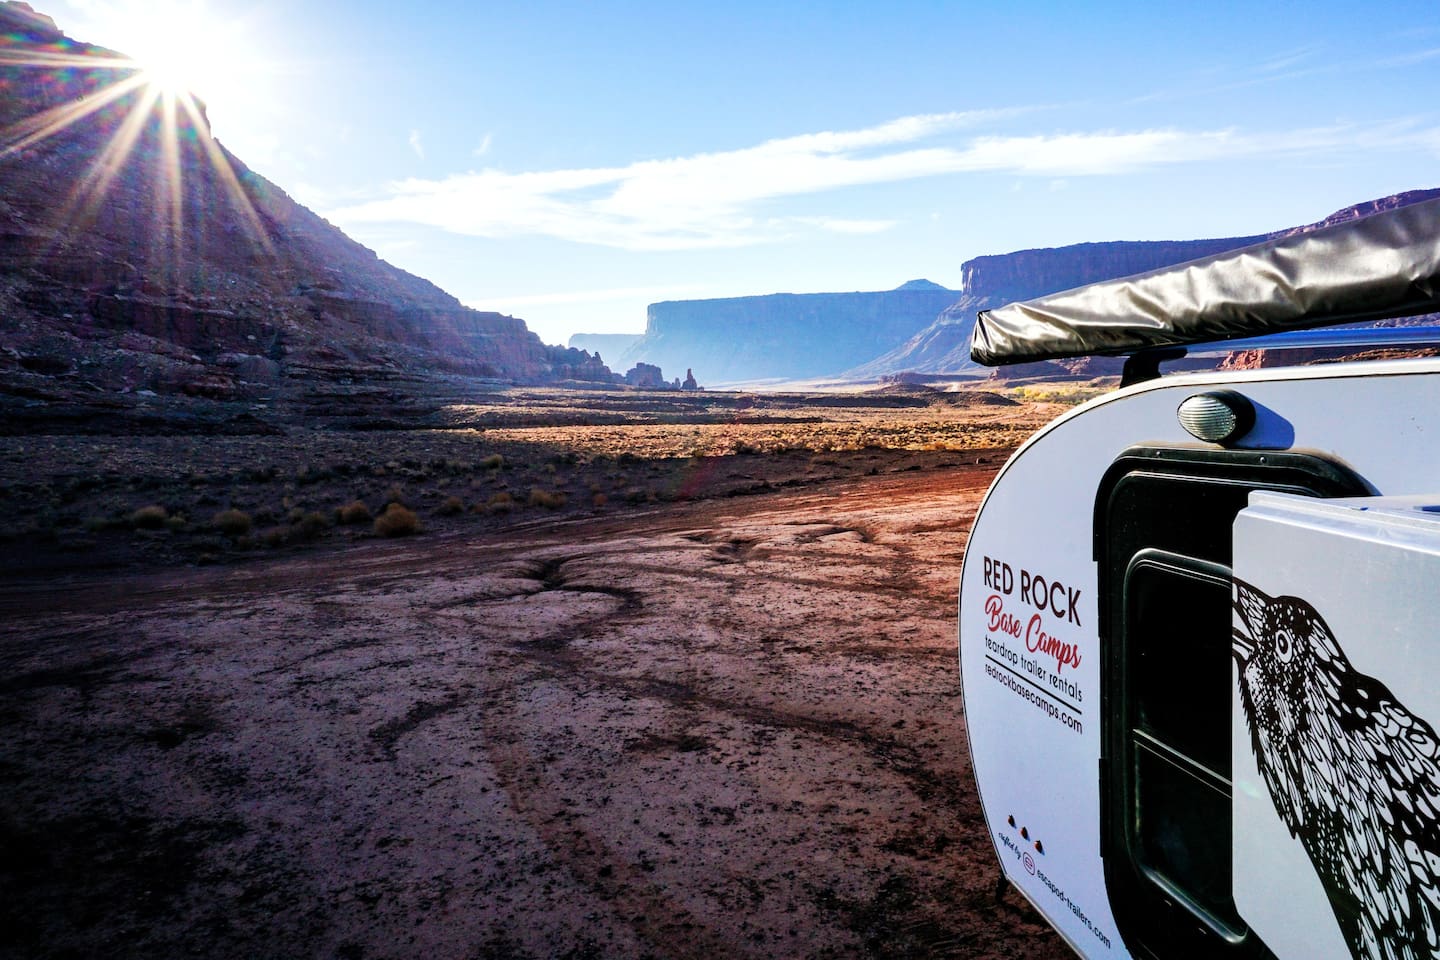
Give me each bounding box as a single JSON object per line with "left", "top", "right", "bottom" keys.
{"left": 618, "top": 280, "right": 959, "bottom": 384}
{"left": 0, "top": 3, "right": 614, "bottom": 431}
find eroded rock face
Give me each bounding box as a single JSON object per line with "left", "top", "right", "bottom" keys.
{"left": 958, "top": 238, "right": 1269, "bottom": 309}
{"left": 620, "top": 282, "right": 962, "bottom": 384}
{"left": 623, "top": 362, "right": 668, "bottom": 388}
{"left": 0, "top": 7, "right": 618, "bottom": 432}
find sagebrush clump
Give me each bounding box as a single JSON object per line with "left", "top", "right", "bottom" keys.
{"left": 212, "top": 509, "right": 252, "bottom": 537}
{"left": 130, "top": 505, "right": 168, "bottom": 529}
{"left": 337, "top": 500, "right": 372, "bottom": 525}
{"left": 527, "top": 487, "right": 567, "bottom": 509}
{"left": 290, "top": 511, "right": 330, "bottom": 541}
{"left": 374, "top": 503, "right": 419, "bottom": 537}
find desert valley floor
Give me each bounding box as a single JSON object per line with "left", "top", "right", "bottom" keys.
{"left": 0, "top": 388, "right": 1075, "bottom": 959}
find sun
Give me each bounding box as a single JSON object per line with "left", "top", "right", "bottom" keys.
{"left": 123, "top": 5, "right": 241, "bottom": 105}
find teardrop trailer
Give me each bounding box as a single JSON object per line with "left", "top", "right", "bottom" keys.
{"left": 957, "top": 197, "right": 1440, "bottom": 959}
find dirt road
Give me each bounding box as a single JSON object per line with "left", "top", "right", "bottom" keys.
{"left": 0, "top": 457, "right": 1070, "bottom": 959}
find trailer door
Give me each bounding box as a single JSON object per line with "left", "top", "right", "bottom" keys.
{"left": 1093, "top": 446, "right": 1366, "bottom": 959}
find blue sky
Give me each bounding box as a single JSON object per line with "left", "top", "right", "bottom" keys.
{"left": 41, "top": 0, "right": 1440, "bottom": 346}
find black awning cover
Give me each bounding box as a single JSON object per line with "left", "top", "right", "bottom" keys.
{"left": 971, "top": 197, "right": 1440, "bottom": 366}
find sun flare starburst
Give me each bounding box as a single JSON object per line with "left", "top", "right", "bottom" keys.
{"left": 123, "top": 5, "right": 239, "bottom": 105}
{"left": 0, "top": 0, "right": 273, "bottom": 284}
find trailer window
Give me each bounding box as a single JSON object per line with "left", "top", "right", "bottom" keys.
{"left": 1126, "top": 552, "right": 1240, "bottom": 935}
{"left": 1094, "top": 446, "right": 1367, "bottom": 960}
{"left": 1129, "top": 556, "right": 1232, "bottom": 773}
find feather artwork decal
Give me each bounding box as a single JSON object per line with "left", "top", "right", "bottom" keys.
{"left": 1233, "top": 579, "right": 1440, "bottom": 960}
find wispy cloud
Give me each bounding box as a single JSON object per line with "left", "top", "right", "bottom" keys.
{"left": 791, "top": 217, "right": 897, "bottom": 235}
{"left": 1380, "top": 46, "right": 1440, "bottom": 68}
{"left": 1134, "top": 41, "right": 1440, "bottom": 105}
{"left": 408, "top": 129, "right": 424, "bottom": 160}
{"left": 473, "top": 132, "right": 493, "bottom": 157}
{"left": 329, "top": 112, "right": 1438, "bottom": 251}
{"left": 1255, "top": 45, "right": 1323, "bottom": 74}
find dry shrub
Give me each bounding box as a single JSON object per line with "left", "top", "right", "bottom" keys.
{"left": 291, "top": 511, "right": 330, "bottom": 542}
{"left": 527, "top": 487, "right": 567, "bottom": 509}
{"left": 212, "top": 508, "right": 252, "bottom": 537}
{"left": 130, "top": 505, "right": 168, "bottom": 529}
{"left": 483, "top": 492, "right": 514, "bottom": 515}
{"left": 592, "top": 492, "right": 608, "bottom": 508}
{"left": 436, "top": 495, "right": 465, "bottom": 516}
{"left": 384, "top": 484, "right": 407, "bottom": 506}
{"left": 480, "top": 454, "right": 504, "bottom": 470}
{"left": 374, "top": 502, "right": 419, "bottom": 537}
{"left": 263, "top": 527, "right": 287, "bottom": 548}
{"left": 337, "top": 500, "right": 372, "bottom": 525}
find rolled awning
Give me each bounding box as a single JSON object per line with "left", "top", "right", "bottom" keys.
{"left": 971, "top": 197, "right": 1440, "bottom": 366}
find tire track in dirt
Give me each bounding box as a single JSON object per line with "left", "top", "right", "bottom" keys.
{"left": 441, "top": 494, "right": 993, "bottom": 956}
{"left": 0, "top": 453, "right": 1072, "bottom": 959}
{"left": 505, "top": 642, "right": 975, "bottom": 810}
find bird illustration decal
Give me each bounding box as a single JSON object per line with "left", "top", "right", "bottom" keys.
{"left": 1233, "top": 579, "right": 1440, "bottom": 960}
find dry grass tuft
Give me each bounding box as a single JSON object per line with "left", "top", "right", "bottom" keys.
{"left": 130, "top": 505, "right": 168, "bottom": 529}
{"left": 436, "top": 495, "right": 465, "bottom": 516}
{"left": 290, "top": 511, "right": 331, "bottom": 542}
{"left": 1010, "top": 383, "right": 1112, "bottom": 405}
{"left": 527, "top": 487, "right": 567, "bottom": 509}
{"left": 337, "top": 500, "right": 372, "bottom": 525}
{"left": 212, "top": 509, "right": 252, "bottom": 537}
{"left": 480, "top": 454, "right": 504, "bottom": 470}
{"left": 374, "top": 503, "right": 419, "bottom": 537}
{"left": 481, "top": 492, "right": 514, "bottom": 515}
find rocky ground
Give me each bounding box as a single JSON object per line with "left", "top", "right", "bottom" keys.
{"left": 0, "top": 385, "right": 1060, "bottom": 576}
{"left": 0, "top": 388, "right": 1074, "bottom": 960}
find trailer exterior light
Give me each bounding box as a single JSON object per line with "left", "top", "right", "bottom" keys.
{"left": 1177, "top": 391, "right": 1256, "bottom": 446}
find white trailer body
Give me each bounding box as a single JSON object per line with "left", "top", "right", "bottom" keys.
{"left": 956, "top": 196, "right": 1440, "bottom": 959}
{"left": 960, "top": 361, "right": 1440, "bottom": 958}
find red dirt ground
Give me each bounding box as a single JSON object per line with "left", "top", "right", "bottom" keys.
{"left": 0, "top": 453, "right": 1073, "bottom": 959}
